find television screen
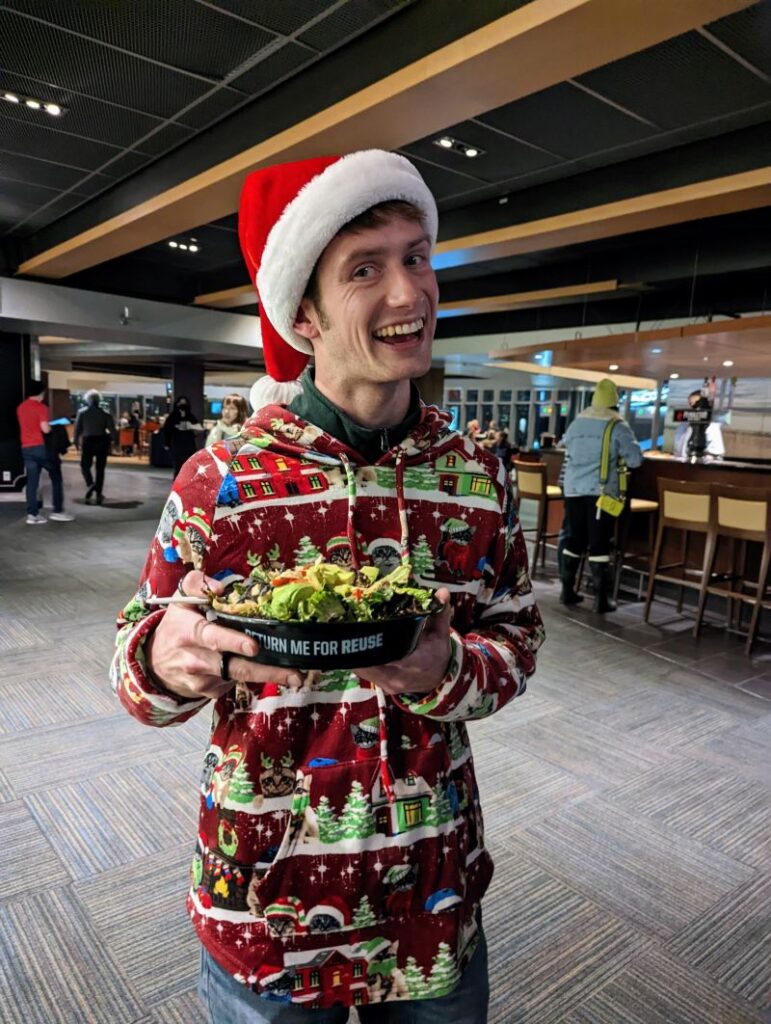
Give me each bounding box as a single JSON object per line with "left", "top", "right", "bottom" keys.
{"left": 210, "top": 401, "right": 222, "bottom": 415}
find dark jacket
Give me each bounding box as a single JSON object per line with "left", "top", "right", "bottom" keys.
{"left": 75, "top": 405, "right": 117, "bottom": 444}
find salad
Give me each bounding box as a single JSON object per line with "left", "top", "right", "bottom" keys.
{"left": 211, "top": 560, "right": 438, "bottom": 624}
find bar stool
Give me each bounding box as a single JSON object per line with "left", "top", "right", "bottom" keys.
{"left": 644, "top": 478, "right": 712, "bottom": 623}
{"left": 694, "top": 484, "right": 771, "bottom": 653}
{"left": 612, "top": 497, "right": 660, "bottom": 602}
{"left": 512, "top": 460, "right": 562, "bottom": 571}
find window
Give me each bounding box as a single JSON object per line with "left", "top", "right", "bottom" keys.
{"left": 447, "top": 388, "right": 461, "bottom": 403}
{"left": 405, "top": 772, "right": 416, "bottom": 786}
{"left": 293, "top": 976, "right": 303, "bottom": 991}
{"left": 310, "top": 971, "right": 320, "bottom": 988}
{"left": 354, "top": 991, "right": 364, "bottom": 1006}
{"left": 517, "top": 390, "right": 531, "bottom": 401}
{"left": 285, "top": 480, "right": 300, "bottom": 496}
{"left": 332, "top": 970, "right": 342, "bottom": 987}
{"left": 353, "top": 963, "right": 363, "bottom": 979}
{"left": 404, "top": 800, "right": 422, "bottom": 826}
{"left": 496, "top": 405, "right": 510, "bottom": 429}
{"left": 308, "top": 475, "right": 324, "bottom": 490}
{"left": 483, "top": 389, "right": 494, "bottom": 402}
{"left": 242, "top": 482, "right": 255, "bottom": 498}
{"left": 274, "top": 456, "right": 288, "bottom": 471}
{"left": 248, "top": 456, "right": 261, "bottom": 470}
{"left": 481, "top": 405, "right": 494, "bottom": 428}
{"left": 259, "top": 481, "right": 274, "bottom": 496}
{"left": 499, "top": 389, "right": 512, "bottom": 402}
{"left": 470, "top": 477, "right": 492, "bottom": 496}
{"left": 466, "top": 389, "right": 478, "bottom": 402}
{"left": 445, "top": 454, "right": 457, "bottom": 468}
{"left": 463, "top": 404, "right": 477, "bottom": 426}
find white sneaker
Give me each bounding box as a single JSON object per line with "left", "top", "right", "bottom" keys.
{"left": 49, "top": 512, "right": 74, "bottom": 522}
{"left": 26, "top": 514, "right": 47, "bottom": 525}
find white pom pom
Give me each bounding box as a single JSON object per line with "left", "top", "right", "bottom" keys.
{"left": 249, "top": 375, "right": 304, "bottom": 411}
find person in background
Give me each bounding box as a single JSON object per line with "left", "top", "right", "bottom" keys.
{"left": 74, "top": 389, "right": 117, "bottom": 504}
{"left": 464, "top": 418, "right": 482, "bottom": 442}
{"left": 16, "top": 380, "right": 74, "bottom": 525}
{"left": 206, "top": 393, "right": 249, "bottom": 445}
{"left": 559, "top": 378, "right": 641, "bottom": 612}
{"left": 673, "top": 390, "right": 725, "bottom": 459}
{"left": 480, "top": 420, "right": 499, "bottom": 448}
{"left": 491, "top": 428, "right": 512, "bottom": 469}
{"left": 163, "top": 395, "right": 202, "bottom": 478}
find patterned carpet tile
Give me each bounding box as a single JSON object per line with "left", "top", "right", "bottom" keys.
{"left": 0, "top": 801, "right": 70, "bottom": 901}
{"left": 0, "top": 886, "right": 142, "bottom": 1024}
{"left": 25, "top": 758, "right": 199, "bottom": 880}
{"left": 563, "top": 946, "right": 765, "bottom": 1024}
{"left": 667, "top": 875, "right": 771, "bottom": 1011}
{"left": 0, "top": 671, "right": 117, "bottom": 735}
{"left": 77, "top": 844, "right": 201, "bottom": 1006}
{"left": 497, "top": 709, "right": 666, "bottom": 790}
{"left": 0, "top": 714, "right": 179, "bottom": 794}
{"left": 681, "top": 717, "right": 771, "bottom": 787}
{"left": 604, "top": 757, "right": 771, "bottom": 869}
{"left": 506, "top": 795, "right": 756, "bottom": 938}
{"left": 146, "top": 990, "right": 207, "bottom": 1024}
{"left": 484, "top": 852, "right": 650, "bottom": 1024}
{"left": 0, "top": 616, "right": 49, "bottom": 653}
{"left": 0, "top": 769, "right": 15, "bottom": 803}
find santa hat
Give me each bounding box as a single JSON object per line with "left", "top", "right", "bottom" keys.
{"left": 239, "top": 150, "right": 438, "bottom": 411}
{"left": 307, "top": 894, "right": 352, "bottom": 930}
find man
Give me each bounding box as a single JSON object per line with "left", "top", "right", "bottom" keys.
{"left": 558, "top": 378, "right": 642, "bottom": 612}
{"left": 16, "top": 380, "right": 74, "bottom": 525}
{"left": 673, "top": 389, "right": 725, "bottom": 459}
{"left": 112, "top": 151, "right": 543, "bottom": 1023}
{"left": 74, "top": 389, "right": 117, "bottom": 504}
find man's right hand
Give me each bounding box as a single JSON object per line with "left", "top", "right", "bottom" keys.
{"left": 145, "top": 570, "right": 305, "bottom": 700}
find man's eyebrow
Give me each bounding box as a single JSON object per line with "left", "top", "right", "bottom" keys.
{"left": 342, "top": 234, "right": 431, "bottom": 265}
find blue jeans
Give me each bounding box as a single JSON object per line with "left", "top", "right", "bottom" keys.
{"left": 198, "top": 930, "right": 488, "bottom": 1024}
{"left": 23, "top": 445, "right": 63, "bottom": 515}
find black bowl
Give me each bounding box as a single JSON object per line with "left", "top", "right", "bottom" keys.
{"left": 210, "top": 610, "right": 432, "bottom": 668}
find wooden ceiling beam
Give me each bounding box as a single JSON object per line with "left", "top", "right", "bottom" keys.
{"left": 18, "top": 0, "right": 752, "bottom": 280}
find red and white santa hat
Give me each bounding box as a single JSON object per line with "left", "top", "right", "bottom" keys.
{"left": 238, "top": 150, "right": 438, "bottom": 411}
{"left": 307, "top": 893, "right": 352, "bottom": 930}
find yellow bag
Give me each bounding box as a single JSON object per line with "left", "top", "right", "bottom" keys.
{"left": 595, "top": 419, "right": 627, "bottom": 518}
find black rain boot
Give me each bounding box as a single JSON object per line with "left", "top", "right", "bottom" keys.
{"left": 85, "top": 486, "right": 95, "bottom": 504}
{"left": 589, "top": 561, "right": 616, "bottom": 614}
{"left": 96, "top": 492, "right": 104, "bottom": 505}
{"left": 559, "top": 548, "right": 584, "bottom": 606}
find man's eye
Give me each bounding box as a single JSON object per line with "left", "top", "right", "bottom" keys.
{"left": 406, "top": 253, "right": 426, "bottom": 267}
{"left": 353, "top": 265, "right": 376, "bottom": 279}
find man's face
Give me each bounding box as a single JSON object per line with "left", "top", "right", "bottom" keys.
{"left": 296, "top": 215, "right": 439, "bottom": 386}
{"left": 688, "top": 393, "right": 700, "bottom": 408}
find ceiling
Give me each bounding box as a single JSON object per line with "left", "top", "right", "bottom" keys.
{"left": 1, "top": 0, "right": 770, "bottom": 380}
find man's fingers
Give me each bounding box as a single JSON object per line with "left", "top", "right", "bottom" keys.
{"left": 179, "top": 570, "right": 225, "bottom": 599}
{"left": 191, "top": 616, "right": 260, "bottom": 657}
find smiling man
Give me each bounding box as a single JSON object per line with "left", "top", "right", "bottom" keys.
{"left": 112, "top": 151, "right": 543, "bottom": 1024}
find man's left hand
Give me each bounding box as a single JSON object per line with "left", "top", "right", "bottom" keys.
{"left": 354, "top": 588, "right": 452, "bottom": 695}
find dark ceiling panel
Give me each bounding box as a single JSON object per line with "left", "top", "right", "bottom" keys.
{"left": 95, "top": 150, "right": 155, "bottom": 182}
{"left": 297, "top": 0, "right": 415, "bottom": 50}
{"left": 227, "top": 43, "right": 317, "bottom": 96}
{"left": 7, "top": 192, "right": 87, "bottom": 235}
{"left": 0, "top": 0, "right": 276, "bottom": 80}
{"left": 395, "top": 152, "right": 485, "bottom": 202}
{"left": 0, "top": 10, "right": 214, "bottom": 120}
{"left": 151, "top": 224, "right": 243, "bottom": 267}
{"left": 479, "top": 81, "right": 656, "bottom": 160}
{"left": 409, "top": 119, "right": 561, "bottom": 185}
{"left": 0, "top": 113, "right": 127, "bottom": 170}
{"left": 577, "top": 31, "right": 771, "bottom": 130}
{"left": 174, "top": 88, "right": 250, "bottom": 130}
{"left": 707, "top": 2, "right": 771, "bottom": 77}
{"left": 0, "top": 151, "right": 113, "bottom": 196}
{"left": 129, "top": 122, "right": 195, "bottom": 157}
{"left": 205, "top": 0, "right": 341, "bottom": 37}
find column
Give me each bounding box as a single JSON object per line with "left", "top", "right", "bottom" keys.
{"left": 0, "top": 332, "right": 35, "bottom": 493}
{"left": 172, "top": 361, "right": 205, "bottom": 421}
{"left": 414, "top": 365, "right": 445, "bottom": 408}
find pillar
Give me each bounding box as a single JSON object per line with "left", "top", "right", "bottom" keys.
{"left": 415, "top": 365, "right": 445, "bottom": 408}
{"left": 0, "top": 331, "right": 37, "bottom": 493}
{"left": 172, "top": 361, "right": 205, "bottom": 421}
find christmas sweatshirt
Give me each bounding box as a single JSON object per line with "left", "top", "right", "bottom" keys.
{"left": 111, "top": 401, "right": 543, "bottom": 1010}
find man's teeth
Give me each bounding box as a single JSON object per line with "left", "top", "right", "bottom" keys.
{"left": 373, "top": 318, "right": 424, "bottom": 339}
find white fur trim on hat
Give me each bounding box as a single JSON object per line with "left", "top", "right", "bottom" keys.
{"left": 257, "top": 150, "right": 438, "bottom": 354}
{"left": 249, "top": 374, "right": 304, "bottom": 411}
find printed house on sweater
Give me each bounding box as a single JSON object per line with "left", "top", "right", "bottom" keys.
{"left": 112, "top": 402, "right": 543, "bottom": 1010}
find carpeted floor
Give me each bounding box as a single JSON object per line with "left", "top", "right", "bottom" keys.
{"left": 0, "top": 463, "right": 768, "bottom": 1024}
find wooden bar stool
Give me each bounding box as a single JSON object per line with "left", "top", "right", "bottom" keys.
{"left": 694, "top": 484, "right": 771, "bottom": 653}
{"left": 512, "top": 460, "right": 562, "bottom": 571}
{"left": 612, "top": 497, "right": 660, "bottom": 602}
{"left": 644, "top": 479, "right": 712, "bottom": 623}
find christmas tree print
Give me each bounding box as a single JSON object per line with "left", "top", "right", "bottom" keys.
{"left": 294, "top": 535, "right": 322, "bottom": 565}
{"left": 403, "top": 956, "right": 429, "bottom": 999}
{"left": 317, "top": 669, "right": 361, "bottom": 692}
{"left": 374, "top": 467, "right": 396, "bottom": 489}
{"left": 227, "top": 760, "right": 258, "bottom": 805}
{"left": 315, "top": 796, "right": 341, "bottom": 844}
{"left": 403, "top": 465, "right": 439, "bottom": 491}
{"left": 411, "top": 534, "right": 435, "bottom": 577}
{"left": 447, "top": 723, "right": 466, "bottom": 763}
{"left": 339, "top": 781, "right": 376, "bottom": 840}
{"left": 352, "top": 894, "right": 377, "bottom": 928}
{"left": 424, "top": 786, "right": 454, "bottom": 827}
{"left": 427, "top": 942, "right": 460, "bottom": 997}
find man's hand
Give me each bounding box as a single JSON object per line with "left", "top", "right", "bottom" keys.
{"left": 354, "top": 588, "right": 453, "bottom": 696}
{"left": 145, "top": 570, "right": 306, "bottom": 700}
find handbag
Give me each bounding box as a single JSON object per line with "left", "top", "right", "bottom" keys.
{"left": 595, "top": 419, "right": 627, "bottom": 518}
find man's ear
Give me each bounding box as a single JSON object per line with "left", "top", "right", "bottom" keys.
{"left": 293, "top": 298, "right": 321, "bottom": 343}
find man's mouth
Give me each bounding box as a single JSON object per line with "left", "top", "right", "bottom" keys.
{"left": 372, "top": 317, "right": 425, "bottom": 346}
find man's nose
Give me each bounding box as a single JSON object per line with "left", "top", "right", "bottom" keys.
{"left": 384, "top": 264, "right": 419, "bottom": 307}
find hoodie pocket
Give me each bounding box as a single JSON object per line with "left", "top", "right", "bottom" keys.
{"left": 247, "top": 747, "right": 471, "bottom": 939}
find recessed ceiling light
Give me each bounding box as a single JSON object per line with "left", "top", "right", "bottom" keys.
{"left": 498, "top": 196, "right": 509, "bottom": 205}
{"left": 703, "top": 356, "right": 709, "bottom": 361}
{"left": 670, "top": 373, "right": 680, "bottom": 379}
{"left": 168, "top": 240, "right": 178, "bottom": 248}
{"left": 188, "top": 244, "right": 199, "bottom": 253}
{"left": 465, "top": 148, "right": 479, "bottom": 158}
{"left": 609, "top": 363, "right": 619, "bottom": 371}
{"left": 3, "top": 92, "right": 19, "bottom": 103}
{"left": 178, "top": 243, "right": 188, "bottom": 250}
{"left": 722, "top": 359, "right": 734, "bottom": 367}
{"left": 438, "top": 137, "right": 453, "bottom": 149}
{"left": 44, "top": 103, "right": 62, "bottom": 116}
{"left": 25, "top": 98, "right": 41, "bottom": 109}
{"left": 650, "top": 347, "right": 662, "bottom": 354}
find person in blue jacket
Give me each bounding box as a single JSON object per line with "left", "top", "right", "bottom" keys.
{"left": 559, "top": 379, "right": 642, "bottom": 612}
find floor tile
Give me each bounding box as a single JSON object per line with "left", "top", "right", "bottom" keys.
{"left": 0, "top": 801, "right": 71, "bottom": 901}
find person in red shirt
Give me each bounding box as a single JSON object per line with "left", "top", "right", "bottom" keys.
{"left": 16, "top": 381, "right": 73, "bottom": 524}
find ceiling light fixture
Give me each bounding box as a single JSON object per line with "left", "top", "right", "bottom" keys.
{"left": 609, "top": 363, "right": 619, "bottom": 371}
{"left": 650, "top": 347, "right": 662, "bottom": 354}
{"left": 168, "top": 241, "right": 178, "bottom": 248}
{"left": 2, "top": 88, "right": 66, "bottom": 115}
{"left": 722, "top": 359, "right": 734, "bottom": 367}
{"left": 670, "top": 373, "right": 680, "bottom": 379}
{"left": 25, "top": 99, "right": 41, "bottom": 109}
{"left": 168, "top": 238, "right": 201, "bottom": 253}
{"left": 432, "top": 135, "right": 485, "bottom": 159}
{"left": 3, "top": 92, "right": 19, "bottom": 103}
{"left": 44, "top": 103, "right": 62, "bottom": 116}
{"left": 703, "top": 356, "right": 709, "bottom": 361}
{"left": 178, "top": 243, "right": 188, "bottom": 250}
{"left": 188, "top": 244, "right": 199, "bottom": 253}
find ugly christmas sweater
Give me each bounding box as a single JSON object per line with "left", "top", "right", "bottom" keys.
{"left": 112, "top": 401, "right": 544, "bottom": 1010}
